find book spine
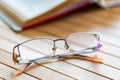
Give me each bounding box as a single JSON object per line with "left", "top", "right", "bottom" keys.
{"left": 22, "top": 1, "right": 91, "bottom": 31}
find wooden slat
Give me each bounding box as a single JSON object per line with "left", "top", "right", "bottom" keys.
{"left": 0, "top": 49, "right": 75, "bottom": 80}
{"left": 0, "top": 32, "right": 109, "bottom": 80}
{"left": 0, "top": 5, "right": 120, "bottom": 80}
{"left": 0, "top": 63, "right": 39, "bottom": 80}
{"left": 1, "top": 18, "right": 118, "bottom": 70}
{"left": 101, "top": 43, "right": 120, "bottom": 58}
{"left": 1, "top": 28, "right": 117, "bottom": 80}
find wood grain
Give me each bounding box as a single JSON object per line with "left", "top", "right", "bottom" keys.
{"left": 0, "top": 5, "right": 120, "bottom": 80}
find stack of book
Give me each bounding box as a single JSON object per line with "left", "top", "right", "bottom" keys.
{"left": 0, "top": 0, "right": 92, "bottom": 31}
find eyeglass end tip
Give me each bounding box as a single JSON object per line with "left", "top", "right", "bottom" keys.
{"left": 13, "top": 61, "right": 17, "bottom": 65}
{"left": 14, "top": 70, "right": 22, "bottom": 76}
{"left": 93, "top": 57, "right": 103, "bottom": 63}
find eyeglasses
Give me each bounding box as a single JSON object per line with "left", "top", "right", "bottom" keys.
{"left": 13, "top": 32, "right": 102, "bottom": 75}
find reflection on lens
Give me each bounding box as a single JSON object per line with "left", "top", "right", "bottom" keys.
{"left": 66, "top": 33, "right": 98, "bottom": 51}
{"left": 18, "top": 39, "right": 54, "bottom": 60}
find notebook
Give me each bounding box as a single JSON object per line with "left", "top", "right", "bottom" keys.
{"left": 0, "top": 0, "right": 91, "bottom": 32}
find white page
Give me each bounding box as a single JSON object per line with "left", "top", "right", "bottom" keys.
{"left": 1, "top": 0, "right": 65, "bottom": 20}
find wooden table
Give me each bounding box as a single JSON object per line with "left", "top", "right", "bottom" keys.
{"left": 0, "top": 5, "right": 120, "bottom": 80}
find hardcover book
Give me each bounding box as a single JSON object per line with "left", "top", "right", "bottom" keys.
{"left": 0, "top": 0, "right": 91, "bottom": 31}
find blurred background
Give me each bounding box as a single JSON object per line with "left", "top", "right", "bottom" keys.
{"left": 20, "top": 4, "right": 120, "bottom": 38}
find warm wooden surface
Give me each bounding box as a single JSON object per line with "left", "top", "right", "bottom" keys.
{"left": 0, "top": 5, "right": 120, "bottom": 80}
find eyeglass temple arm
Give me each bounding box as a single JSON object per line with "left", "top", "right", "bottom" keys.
{"left": 15, "top": 54, "right": 102, "bottom": 75}
{"left": 14, "top": 63, "right": 31, "bottom": 76}
{"left": 15, "top": 52, "right": 102, "bottom": 75}
{"left": 29, "top": 51, "right": 103, "bottom": 64}
{"left": 14, "top": 45, "right": 102, "bottom": 75}
{"left": 59, "top": 54, "right": 102, "bottom": 63}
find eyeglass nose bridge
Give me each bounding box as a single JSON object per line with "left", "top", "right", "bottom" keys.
{"left": 54, "top": 38, "right": 69, "bottom": 48}
{"left": 52, "top": 39, "right": 69, "bottom": 55}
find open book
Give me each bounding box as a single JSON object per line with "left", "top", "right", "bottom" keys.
{"left": 0, "top": 0, "right": 91, "bottom": 32}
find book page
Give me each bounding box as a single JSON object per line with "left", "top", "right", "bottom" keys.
{"left": 1, "top": 0, "right": 66, "bottom": 20}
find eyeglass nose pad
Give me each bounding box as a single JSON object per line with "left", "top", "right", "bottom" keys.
{"left": 64, "top": 45, "right": 71, "bottom": 52}
{"left": 64, "top": 45, "right": 68, "bottom": 49}
{"left": 52, "top": 47, "right": 57, "bottom": 56}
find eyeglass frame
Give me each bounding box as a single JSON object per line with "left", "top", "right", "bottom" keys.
{"left": 13, "top": 32, "right": 102, "bottom": 65}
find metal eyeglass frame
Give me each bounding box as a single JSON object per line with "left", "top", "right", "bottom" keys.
{"left": 13, "top": 32, "right": 102, "bottom": 64}
{"left": 12, "top": 32, "right": 102, "bottom": 75}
